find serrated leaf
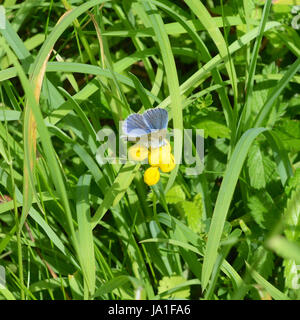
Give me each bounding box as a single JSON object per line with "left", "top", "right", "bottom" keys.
{"left": 158, "top": 276, "right": 190, "bottom": 299}
{"left": 250, "top": 246, "right": 274, "bottom": 279}
{"left": 248, "top": 62, "right": 279, "bottom": 126}
{"left": 179, "top": 193, "right": 203, "bottom": 233}
{"left": 192, "top": 109, "right": 230, "bottom": 139}
{"left": 284, "top": 186, "right": 300, "bottom": 241}
{"left": 205, "top": 139, "right": 228, "bottom": 178}
{"left": 274, "top": 119, "right": 300, "bottom": 153}
{"left": 190, "top": 93, "right": 213, "bottom": 109}
{"left": 234, "top": 241, "right": 251, "bottom": 272}
{"left": 248, "top": 83, "right": 269, "bottom": 120}
{"left": 247, "top": 142, "right": 276, "bottom": 189}
{"left": 193, "top": 193, "right": 203, "bottom": 212}
{"left": 285, "top": 168, "right": 300, "bottom": 197}
{"left": 283, "top": 259, "right": 300, "bottom": 290}
{"left": 248, "top": 191, "right": 279, "bottom": 229}
{"left": 165, "top": 185, "right": 186, "bottom": 204}
{"left": 283, "top": 186, "right": 300, "bottom": 289}
{"left": 196, "top": 120, "right": 230, "bottom": 139}
{"left": 268, "top": 101, "right": 288, "bottom": 127}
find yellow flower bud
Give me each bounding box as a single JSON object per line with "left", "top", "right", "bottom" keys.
{"left": 128, "top": 144, "right": 148, "bottom": 161}
{"left": 149, "top": 143, "right": 172, "bottom": 166}
{"left": 144, "top": 166, "right": 160, "bottom": 186}
{"left": 159, "top": 153, "right": 176, "bottom": 172}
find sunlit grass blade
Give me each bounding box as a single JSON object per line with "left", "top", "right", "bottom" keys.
{"left": 266, "top": 235, "right": 300, "bottom": 264}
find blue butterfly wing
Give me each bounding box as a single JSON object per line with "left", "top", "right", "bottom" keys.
{"left": 122, "top": 113, "right": 151, "bottom": 137}
{"left": 142, "top": 108, "right": 168, "bottom": 131}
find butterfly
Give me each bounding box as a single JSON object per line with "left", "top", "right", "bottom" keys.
{"left": 122, "top": 108, "right": 168, "bottom": 148}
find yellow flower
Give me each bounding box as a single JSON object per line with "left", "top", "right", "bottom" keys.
{"left": 128, "top": 144, "right": 148, "bottom": 161}
{"left": 149, "top": 143, "right": 172, "bottom": 166}
{"left": 144, "top": 166, "right": 160, "bottom": 186}
{"left": 159, "top": 153, "right": 176, "bottom": 172}
{"left": 158, "top": 139, "right": 171, "bottom": 151}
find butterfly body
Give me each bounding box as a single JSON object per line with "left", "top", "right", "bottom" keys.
{"left": 122, "top": 108, "right": 168, "bottom": 148}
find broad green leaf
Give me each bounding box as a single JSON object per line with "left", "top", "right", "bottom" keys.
{"left": 285, "top": 168, "right": 300, "bottom": 196}
{"left": 246, "top": 142, "right": 276, "bottom": 189}
{"left": 249, "top": 246, "right": 274, "bottom": 279}
{"left": 165, "top": 185, "right": 186, "bottom": 204}
{"left": 283, "top": 186, "right": 300, "bottom": 289}
{"left": 274, "top": 119, "right": 300, "bottom": 153}
{"left": 254, "top": 57, "right": 300, "bottom": 128}
{"left": 158, "top": 275, "right": 190, "bottom": 299}
{"left": 248, "top": 191, "right": 279, "bottom": 229}
{"left": 179, "top": 194, "right": 203, "bottom": 234}
{"left": 193, "top": 109, "right": 231, "bottom": 139}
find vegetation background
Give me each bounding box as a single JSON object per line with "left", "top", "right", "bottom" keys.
{"left": 0, "top": 0, "right": 300, "bottom": 300}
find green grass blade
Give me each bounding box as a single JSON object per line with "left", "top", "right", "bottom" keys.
{"left": 158, "top": 21, "right": 281, "bottom": 111}
{"left": 237, "top": 0, "right": 272, "bottom": 136}
{"left": 201, "top": 127, "right": 267, "bottom": 289}
{"left": 0, "top": 37, "right": 80, "bottom": 265}
{"left": 184, "top": 0, "right": 238, "bottom": 110}
{"left": 267, "top": 235, "right": 300, "bottom": 264}
{"left": 246, "top": 263, "right": 290, "bottom": 300}
{"left": 76, "top": 174, "right": 95, "bottom": 297}
{"left": 91, "top": 163, "right": 141, "bottom": 228}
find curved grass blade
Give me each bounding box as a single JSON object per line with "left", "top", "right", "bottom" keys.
{"left": 246, "top": 262, "right": 290, "bottom": 300}
{"left": 201, "top": 127, "right": 267, "bottom": 289}
{"left": 93, "top": 275, "right": 141, "bottom": 298}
